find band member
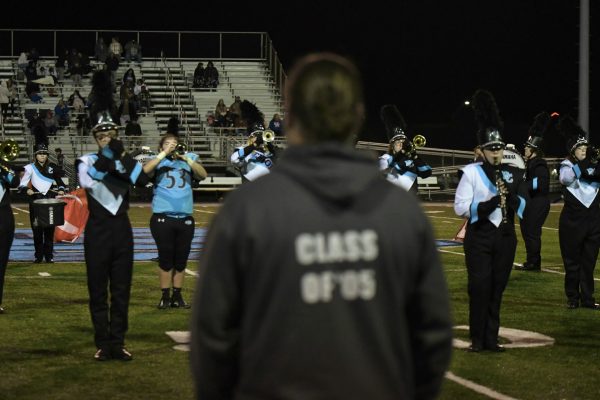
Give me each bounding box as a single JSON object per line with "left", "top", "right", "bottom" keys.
{"left": 230, "top": 100, "right": 277, "bottom": 182}
{"left": 516, "top": 112, "right": 551, "bottom": 271}
{"left": 0, "top": 155, "right": 20, "bottom": 313}
{"left": 142, "top": 119, "right": 207, "bottom": 309}
{"left": 192, "top": 53, "right": 452, "bottom": 400}
{"left": 18, "top": 143, "right": 66, "bottom": 263}
{"left": 378, "top": 105, "right": 431, "bottom": 193}
{"left": 77, "top": 70, "right": 149, "bottom": 361}
{"left": 557, "top": 115, "right": 600, "bottom": 310}
{"left": 454, "top": 89, "right": 526, "bottom": 352}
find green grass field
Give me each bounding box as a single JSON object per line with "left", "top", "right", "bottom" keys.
{"left": 1, "top": 202, "right": 600, "bottom": 399}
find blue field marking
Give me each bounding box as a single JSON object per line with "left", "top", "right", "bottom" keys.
{"left": 9, "top": 228, "right": 208, "bottom": 262}
{"left": 10, "top": 228, "right": 461, "bottom": 262}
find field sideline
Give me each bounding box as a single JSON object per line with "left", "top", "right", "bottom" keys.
{"left": 2, "top": 202, "right": 600, "bottom": 400}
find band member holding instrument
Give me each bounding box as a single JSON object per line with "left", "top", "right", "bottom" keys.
{"left": 77, "top": 70, "right": 149, "bottom": 361}
{"left": 0, "top": 146, "right": 20, "bottom": 313}
{"left": 142, "top": 118, "right": 207, "bottom": 309}
{"left": 379, "top": 105, "right": 431, "bottom": 193}
{"left": 18, "top": 143, "right": 66, "bottom": 263}
{"left": 516, "top": 112, "right": 551, "bottom": 271}
{"left": 557, "top": 115, "right": 600, "bottom": 310}
{"left": 192, "top": 53, "right": 452, "bottom": 400}
{"left": 454, "top": 89, "right": 526, "bottom": 352}
{"left": 230, "top": 101, "right": 277, "bottom": 182}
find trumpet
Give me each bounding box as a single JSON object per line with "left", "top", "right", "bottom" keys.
{"left": 176, "top": 143, "right": 187, "bottom": 155}
{"left": 404, "top": 134, "right": 427, "bottom": 156}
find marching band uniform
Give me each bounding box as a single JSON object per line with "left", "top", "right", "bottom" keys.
{"left": 0, "top": 159, "right": 19, "bottom": 313}
{"left": 557, "top": 116, "right": 600, "bottom": 310}
{"left": 143, "top": 129, "right": 207, "bottom": 309}
{"left": 454, "top": 89, "right": 526, "bottom": 352}
{"left": 18, "top": 143, "right": 66, "bottom": 263}
{"left": 517, "top": 112, "right": 551, "bottom": 271}
{"left": 379, "top": 150, "right": 432, "bottom": 193}
{"left": 77, "top": 70, "right": 149, "bottom": 361}
{"left": 230, "top": 139, "right": 276, "bottom": 182}
{"left": 378, "top": 105, "right": 432, "bottom": 193}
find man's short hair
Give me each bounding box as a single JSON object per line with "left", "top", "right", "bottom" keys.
{"left": 285, "top": 53, "right": 364, "bottom": 144}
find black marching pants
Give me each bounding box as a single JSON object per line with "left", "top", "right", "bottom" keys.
{"left": 0, "top": 205, "right": 15, "bottom": 304}
{"left": 150, "top": 214, "right": 195, "bottom": 272}
{"left": 464, "top": 220, "right": 517, "bottom": 348}
{"left": 520, "top": 196, "right": 550, "bottom": 267}
{"left": 559, "top": 207, "right": 600, "bottom": 306}
{"left": 84, "top": 214, "right": 134, "bottom": 348}
{"left": 28, "top": 202, "right": 55, "bottom": 261}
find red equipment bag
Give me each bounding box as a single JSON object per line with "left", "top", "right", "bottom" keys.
{"left": 54, "top": 189, "right": 89, "bottom": 243}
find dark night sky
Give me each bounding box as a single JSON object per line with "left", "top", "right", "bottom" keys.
{"left": 3, "top": 0, "right": 597, "bottom": 155}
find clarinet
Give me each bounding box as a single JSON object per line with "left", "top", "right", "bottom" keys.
{"left": 495, "top": 168, "right": 508, "bottom": 225}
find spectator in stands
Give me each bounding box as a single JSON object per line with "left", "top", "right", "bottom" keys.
{"left": 29, "top": 114, "right": 48, "bottom": 146}
{"left": 229, "top": 96, "right": 242, "bottom": 126}
{"left": 105, "top": 53, "right": 120, "bottom": 90}
{"left": 24, "top": 61, "right": 38, "bottom": 82}
{"left": 215, "top": 99, "right": 228, "bottom": 127}
{"left": 125, "top": 40, "right": 142, "bottom": 64}
{"left": 54, "top": 99, "right": 70, "bottom": 128}
{"left": 269, "top": 113, "right": 283, "bottom": 136}
{"left": 68, "top": 89, "right": 86, "bottom": 113}
{"left": 95, "top": 37, "right": 108, "bottom": 63}
{"left": 206, "top": 113, "right": 215, "bottom": 127}
{"left": 17, "top": 52, "right": 29, "bottom": 71}
{"left": 205, "top": 61, "right": 219, "bottom": 89}
{"left": 68, "top": 49, "right": 81, "bottom": 72}
{"left": 43, "top": 110, "right": 58, "bottom": 135}
{"left": 56, "top": 50, "right": 68, "bottom": 81}
{"left": 47, "top": 67, "right": 58, "bottom": 84}
{"left": 119, "top": 82, "right": 136, "bottom": 124}
{"left": 122, "top": 68, "right": 136, "bottom": 86}
{"left": 77, "top": 114, "right": 92, "bottom": 136}
{"left": 109, "top": 37, "right": 123, "bottom": 61}
{"left": 80, "top": 52, "right": 92, "bottom": 74}
{"left": 25, "top": 81, "right": 43, "bottom": 103}
{"left": 193, "top": 62, "right": 205, "bottom": 88}
{"left": 55, "top": 148, "right": 65, "bottom": 170}
{"left": 125, "top": 119, "right": 143, "bottom": 150}
{"left": 29, "top": 48, "right": 39, "bottom": 64}
{"left": 5, "top": 78, "right": 18, "bottom": 118}
{"left": 70, "top": 61, "right": 83, "bottom": 87}
{"left": 0, "top": 80, "right": 9, "bottom": 121}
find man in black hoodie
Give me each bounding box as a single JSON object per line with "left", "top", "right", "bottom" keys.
{"left": 191, "top": 53, "right": 453, "bottom": 400}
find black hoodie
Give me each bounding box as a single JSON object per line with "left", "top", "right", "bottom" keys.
{"left": 191, "top": 143, "right": 453, "bottom": 400}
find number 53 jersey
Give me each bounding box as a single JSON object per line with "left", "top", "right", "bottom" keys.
{"left": 151, "top": 153, "right": 199, "bottom": 216}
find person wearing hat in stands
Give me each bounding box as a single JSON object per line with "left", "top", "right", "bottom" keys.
{"left": 0, "top": 154, "right": 20, "bottom": 313}
{"left": 454, "top": 89, "right": 527, "bottom": 352}
{"left": 557, "top": 115, "right": 600, "bottom": 310}
{"left": 18, "top": 143, "right": 66, "bottom": 263}
{"left": 142, "top": 117, "right": 207, "bottom": 309}
{"left": 516, "top": 112, "right": 552, "bottom": 271}
{"left": 230, "top": 100, "right": 277, "bottom": 182}
{"left": 76, "top": 70, "right": 149, "bottom": 361}
{"left": 378, "top": 105, "right": 432, "bottom": 194}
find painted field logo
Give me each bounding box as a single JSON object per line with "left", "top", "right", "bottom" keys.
{"left": 453, "top": 325, "right": 555, "bottom": 349}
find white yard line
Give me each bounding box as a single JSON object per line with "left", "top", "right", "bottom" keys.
{"left": 194, "top": 208, "right": 215, "bottom": 214}
{"left": 12, "top": 206, "right": 29, "bottom": 214}
{"left": 446, "top": 372, "right": 520, "bottom": 400}
{"left": 185, "top": 268, "right": 198, "bottom": 277}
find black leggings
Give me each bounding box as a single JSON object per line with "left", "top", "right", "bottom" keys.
{"left": 150, "top": 214, "right": 195, "bottom": 272}
{"left": 0, "top": 205, "right": 15, "bottom": 304}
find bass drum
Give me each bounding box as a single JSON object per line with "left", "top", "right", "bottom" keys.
{"left": 502, "top": 147, "right": 526, "bottom": 169}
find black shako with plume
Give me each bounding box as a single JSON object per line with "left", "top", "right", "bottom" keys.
{"left": 240, "top": 100, "right": 265, "bottom": 136}
{"left": 558, "top": 114, "right": 588, "bottom": 154}
{"left": 380, "top": 104, "right": 407, "bottom": 143}
{"left": 166, "top": 117, "right": 180, "bottom": 136}
{"left": 471, "top": 89, "right": 504, "bottom": 150}
{"left": 525, "top": 112, "right": 551, "bottom": 150}
{"left": 89, "top": 70, "right": 118, "bottom": 134}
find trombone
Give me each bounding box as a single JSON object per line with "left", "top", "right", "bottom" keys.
{"left": 404, "top": 134, "right": 427, "bottom": 155}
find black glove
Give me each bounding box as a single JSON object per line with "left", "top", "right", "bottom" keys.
{"left": 477, "top": 195, "right": 501, "bottom": 216}
{"left": 108, "top": 139, "right": 125, "bottom": 160}
{"left": 392, "top": 152, "right": 406, "bottom": 163}
{"left": 266, "top": 142, "right": 276, "bottom": 154}
{"left": 243, "top": 145, "right": 256, "bottom": 156}
{"left": 94, "top": 154, "right": 114, "bottom": 172}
